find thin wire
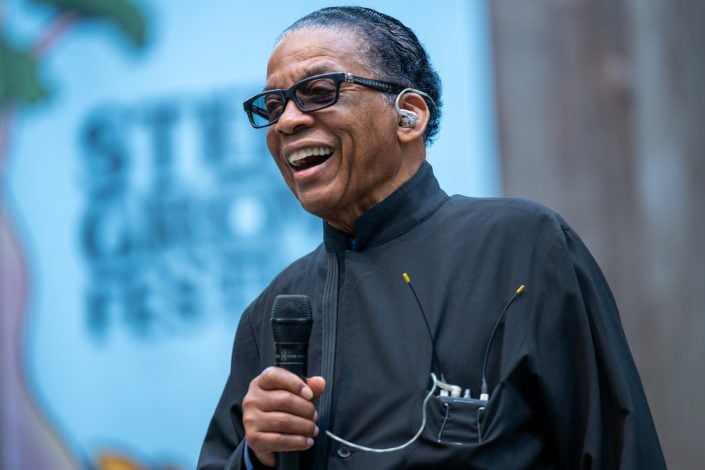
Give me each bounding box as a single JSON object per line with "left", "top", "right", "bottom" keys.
{"left": 394, "top": 87, "right": 437, "bottom": 111}
{"left": 403, "top": 273, "right": 443, "bottom": 379}
{"left": 480, "top": 285, "right": 525, "bottom": 399}
{"left": 325, "top": 373, "right": 440, "bottom": 453}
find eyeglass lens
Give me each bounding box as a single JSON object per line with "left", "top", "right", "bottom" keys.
{"left": 249, "top": 75, "right": 341, "bottom": 127}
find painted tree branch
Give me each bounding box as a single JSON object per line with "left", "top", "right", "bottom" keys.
{"left": 0, "top": 105, "right": 13, "bottom": 177}
{"left": 32, "top": 11, "right": 79, "bottom": 58}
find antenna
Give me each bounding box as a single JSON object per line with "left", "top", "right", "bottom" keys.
{"left": 403, "top": 272, "right": 444, "bottom": 381}
{"left": 480, "top": 285, "right": 525, "bottom": 401}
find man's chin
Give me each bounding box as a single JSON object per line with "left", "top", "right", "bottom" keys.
{"left": 296, "top": 192, "right": 338, "bottom": 219}
{"left": 296, "top": 195, "right": 331, "bottom": 218}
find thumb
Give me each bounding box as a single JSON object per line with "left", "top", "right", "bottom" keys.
{"left": 306, "top": 376, "right": 326, "bottom": 399}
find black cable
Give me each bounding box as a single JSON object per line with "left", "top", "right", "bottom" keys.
{"left": 480, "top": 285, "right": 525, "bottom": 400}
{"left": 403, "top": 273, "right": 444, "bottom": 381}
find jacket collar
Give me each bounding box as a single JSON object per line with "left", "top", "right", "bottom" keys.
{"left": 323, "top": 161, "right": 449, "bottom": 252}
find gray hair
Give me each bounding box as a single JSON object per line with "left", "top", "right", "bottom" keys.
{"left": 279, "top": 6, "right": 443, "bottom": 145}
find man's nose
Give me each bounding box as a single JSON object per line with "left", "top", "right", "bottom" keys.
{"left": 274, "top": 99, "right": 314, "bottom": 133}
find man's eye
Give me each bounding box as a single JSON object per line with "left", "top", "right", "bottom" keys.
{"left": 298, "top": 79, "right": 337, "bottom": 102}
{"left": 264, "top": 95, "right": 283, "bottom": 114}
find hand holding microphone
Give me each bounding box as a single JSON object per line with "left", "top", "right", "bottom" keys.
{"left": 241, "top": 295, "right": 325, "bottom": 469}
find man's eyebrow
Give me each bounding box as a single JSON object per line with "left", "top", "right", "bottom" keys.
{"left": 263, "top": 65, "right": 342, "bottom": 91}
{"left": 305, "top": 65, "right": 339, "bottom": 77}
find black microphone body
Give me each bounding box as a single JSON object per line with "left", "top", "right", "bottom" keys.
{"left": 271, "top": 295, "right": 313, "bottom": 470}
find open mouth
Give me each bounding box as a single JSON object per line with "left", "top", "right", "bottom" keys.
{"left": 287, "top": 146, "right": 334, "bottom": 171}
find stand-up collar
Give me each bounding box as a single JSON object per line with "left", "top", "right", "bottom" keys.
{"left": 323, "top": 161, "right": 449, "bottom": 252}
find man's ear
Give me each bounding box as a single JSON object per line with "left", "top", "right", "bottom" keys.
{"left": 395, "top": 91, "right": 430, "bottom": 143}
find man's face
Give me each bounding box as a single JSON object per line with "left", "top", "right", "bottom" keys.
{"left": 264, "top": 27, "right": 418, "bottom": 233}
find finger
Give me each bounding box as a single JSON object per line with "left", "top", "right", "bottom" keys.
{"left": 306, "top": 376, "right": 326, "bottom": 399}
{"left": 253, "top": 389, "right": 318, "bottom": 419}
{"left": 248, "top": 431, "right": 315, "bottom": 454}
{"left": 258, "top": 367, "right": 313, "bottom": 398}
{"left": 245, "top": 410, "right": 319, "bottom": 438}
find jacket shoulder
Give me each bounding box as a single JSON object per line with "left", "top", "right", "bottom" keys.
{"left": 444, "top": 195, "right": 570, "bottom": 234}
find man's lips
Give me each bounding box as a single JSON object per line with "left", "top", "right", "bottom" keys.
{"left": 286, "top": 146, "right": 334, "bottom": 171}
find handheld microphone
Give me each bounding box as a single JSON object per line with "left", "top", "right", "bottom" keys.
{"left": 271, "top": 294, "right": 313, "bottom": 470}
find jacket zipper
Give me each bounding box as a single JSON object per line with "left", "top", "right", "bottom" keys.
{"left": 312, "top": 251, "right": 340, "bottom": 469}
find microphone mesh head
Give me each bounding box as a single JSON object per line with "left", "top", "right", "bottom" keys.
{"left": 271, "top": 295, "right": 313, "bottom": 343}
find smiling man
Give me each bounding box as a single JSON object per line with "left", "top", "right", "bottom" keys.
{"left": 260, "top": 29, "right": 432, "bottom": 234}
{"left": 198, "top": 6, "right": 665, "bottom": 470}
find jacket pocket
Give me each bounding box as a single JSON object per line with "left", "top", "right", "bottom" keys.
{"left": 425, "top": 395, "right": 487, "bottom": 446}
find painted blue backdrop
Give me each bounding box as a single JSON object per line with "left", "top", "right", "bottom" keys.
{"left": 2, "top": 0, "right": 498, "bottom": 468}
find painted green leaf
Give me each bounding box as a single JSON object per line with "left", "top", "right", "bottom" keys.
{"left": 30, "top": 0, "right": 147, "bottom": 47}
{"left": 0, "top": 39, "right": 49, "bottom": 107}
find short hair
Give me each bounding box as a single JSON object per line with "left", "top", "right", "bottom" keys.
{"left": 279, "top": 6, "right": 443, "bottom": 145}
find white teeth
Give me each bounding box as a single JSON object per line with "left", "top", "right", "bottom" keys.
{"left": 288, "top": 147, "right": 333, "bottom": 166}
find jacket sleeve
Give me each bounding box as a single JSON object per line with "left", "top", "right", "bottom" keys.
{"left": 530, "top": 226, "right": 666, "bottom": 469}
{"left": 198, "top": 311, "right": 262, "bottom": 470}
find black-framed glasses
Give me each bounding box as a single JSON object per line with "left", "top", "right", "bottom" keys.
{"left": 243, "top": 72, "right": 406, "bottom": 128}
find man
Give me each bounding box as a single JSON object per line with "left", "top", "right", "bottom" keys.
{"left": 199, "top": 6, "right": 665, "bottom": 469}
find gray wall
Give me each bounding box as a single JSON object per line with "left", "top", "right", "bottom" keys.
{"left": 490, "top": 0, "right": 705, "bottom": 468}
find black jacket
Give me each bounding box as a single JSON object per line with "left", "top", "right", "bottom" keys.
{"left": 198, "top": 162, "right": 665, "bottom": 469}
